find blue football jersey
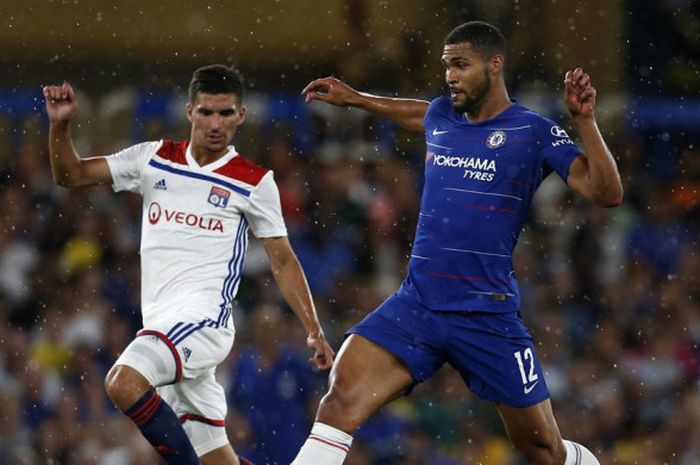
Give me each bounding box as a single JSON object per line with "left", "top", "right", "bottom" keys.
{"left": 397, "top": 97, "right": 582, "bottom": 312}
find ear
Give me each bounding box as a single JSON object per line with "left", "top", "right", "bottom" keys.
{"left": 489, "top": 54, "right": 505, "bottom": 76}
{"left": 237, "top": 105, "right": 247, "bottom": 125}
{"left": 186, "top": 102, "right": 193, "bottom": 122}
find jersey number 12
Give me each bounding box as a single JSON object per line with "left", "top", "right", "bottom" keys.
{"left": 514, "top": 348, "right": 539, "bottom": 385}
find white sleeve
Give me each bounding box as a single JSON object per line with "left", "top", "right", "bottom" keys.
{"left": 105, "top": 140, "right": 161, "bottom": 194}
{"left": 245, "top": 171, "right": 288, "bottom": 238}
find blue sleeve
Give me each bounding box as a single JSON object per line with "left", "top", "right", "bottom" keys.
{"left": 423, "top": 96, "right": 449, "bottom": 133}
{"left": 532, "top": 116, "right": 583, "bottom": 182}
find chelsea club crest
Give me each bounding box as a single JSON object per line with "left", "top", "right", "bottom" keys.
{"left": 486, "top": 130, "right": 507, "bottom": 149}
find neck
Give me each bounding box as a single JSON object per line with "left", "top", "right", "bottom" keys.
{"left": 466, "top": 84, "right": 511, "bottom": 122}
{"left": 191, "top": 146, "right": 228, "bottom": 166}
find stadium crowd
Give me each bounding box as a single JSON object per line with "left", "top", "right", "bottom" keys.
{"left": 1, "top": 3, "right": 698, "bottom": 461}
{"left": 0, "top": 79, "right": 697, "bottom": 465}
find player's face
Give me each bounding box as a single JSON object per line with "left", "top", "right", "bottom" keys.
{"left": 441, "top": 42, "right": 491, "bottom": 114}
{"left": 187, "top": 92, "right": 246, "bottom": 156}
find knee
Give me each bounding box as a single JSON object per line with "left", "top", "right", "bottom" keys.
{"left": 320, "top": 373, "right": 355, "bottom": 412}
{"left": 317, "top": 374, "right": 363, "bottom": 428}
{"left": 104, "top": 365, "right": 151, "bottom": 410}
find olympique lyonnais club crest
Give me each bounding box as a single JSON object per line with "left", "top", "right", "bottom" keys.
{"left": 208, "top": 186, "right": 231, "bottom": 208}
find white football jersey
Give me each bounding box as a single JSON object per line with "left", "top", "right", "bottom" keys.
{"left": 106, "top": 140, "right": 287, "bottom": 330}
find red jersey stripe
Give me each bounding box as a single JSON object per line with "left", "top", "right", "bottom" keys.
{"left": 156, "top": 140, "right": 189, "bottom": 165}
{"left": 214, "top": 155, "right": 268, "bottom": 186}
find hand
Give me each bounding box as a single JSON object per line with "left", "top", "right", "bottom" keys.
{"left": 43, "top": 82, "right": 78, "bottom": 123}
{"left": 564, "top": 68, "right": 596, "bottom": 120}
{"left": 306, "top": 332, "right": 335, "bottom": 370}
{"left": 301, "top": 76, "right": 359, "bottom": 106}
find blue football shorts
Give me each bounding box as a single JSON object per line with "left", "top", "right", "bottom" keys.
{"left": 347, "top": 293, "right": 549, "bottom": 408}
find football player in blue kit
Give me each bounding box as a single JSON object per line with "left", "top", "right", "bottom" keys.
{"left": 291, "top": 21, "right": 623, "bottom": 465}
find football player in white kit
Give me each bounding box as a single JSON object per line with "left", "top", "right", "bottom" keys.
{"left": 43, "top": 65, "right": 335, "bottom": 465}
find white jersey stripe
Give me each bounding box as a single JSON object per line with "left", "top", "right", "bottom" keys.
{"left": 485, "top": 125, "right": 531, "bottom": 131}
{"left": 468, "top": 290, "right": 516, "bottom": 296}
{"left": 427, "top": 142, "right": 453, "bottom": 149}
{"left": 444, "top": 187, "right": 523, "bottom": 202}
{"left": 441, "top": 247, "right": 512, "bottom": 258}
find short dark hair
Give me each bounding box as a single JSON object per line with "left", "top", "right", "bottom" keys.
{"left": 188, "top": 64, "right": 245, "bottom": 103}
{"left": 444, "top": 21, "right": 507, "bottom": 60}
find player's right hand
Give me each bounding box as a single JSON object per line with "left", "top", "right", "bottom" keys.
{"left": 306, "top": 331, "right": 335, "bottom": 371}
{"left": 564, "top": 68, "right": 596, "bottom": 120}
{"left": 43, "top": 82, "right": 78, "bottom": 123}
{"left": 301, "top": 76, "right": 358, "bottom": 106}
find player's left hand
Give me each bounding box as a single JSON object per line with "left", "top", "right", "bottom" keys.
{"left": 564, "top": 67, "right": 596, "bottom": 120}
{"left": 306, "top": 332, "right": 335, "bottom": 370}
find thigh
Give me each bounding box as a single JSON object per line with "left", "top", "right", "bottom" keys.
{"left": 113, "top": 333, "right": 179, "bottom": 387}
{"left": 346, "top": 293, "right": 446, "bottom": 384}
{"left": 318, "top": 334, "right": 414, "bottom": 429}
{"left": 444, "top": 311, "right": 549, "bottom": 407}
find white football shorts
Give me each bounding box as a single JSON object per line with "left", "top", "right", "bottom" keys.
{"left": 114, "top": 319, "right": 235, "bottom": 456}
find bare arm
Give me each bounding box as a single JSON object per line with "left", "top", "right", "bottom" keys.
{"left": 43, "top": 83, "right": 113, "bottom": 187}
{"left": 262, "top": 236, "right": 334, "bottom": 370}
{"left": 563, "top": 68, "right": 623, "bottom": 207}
{"left": 302, "top": 76, "right": 429, "bottom": 133}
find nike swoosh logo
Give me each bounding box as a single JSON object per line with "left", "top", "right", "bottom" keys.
{"left": 432, "top": 128, "right": 449, "bottom": 136}
{"left": 524, "top": 381, "right": 539, "bottom": 394}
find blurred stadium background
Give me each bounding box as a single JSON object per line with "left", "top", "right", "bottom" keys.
{"left": 0, "top": 0, "right": 698, "bottom": 464}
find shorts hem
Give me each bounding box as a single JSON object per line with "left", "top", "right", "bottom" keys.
{"left": 491, "top": 392, "right": 550, "bottom": 408}
{"left": 112, "top": 360, "right": 161, "bottom": 388}
{"left": 194, "top": 435, "right": 230, "bottom": 457}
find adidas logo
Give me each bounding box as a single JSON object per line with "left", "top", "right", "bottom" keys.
{"left": 153, "top": 179, "right": 167, "bottom": 190}
{"left": 182, "top": 347, "right": 192, "bottom": 362}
